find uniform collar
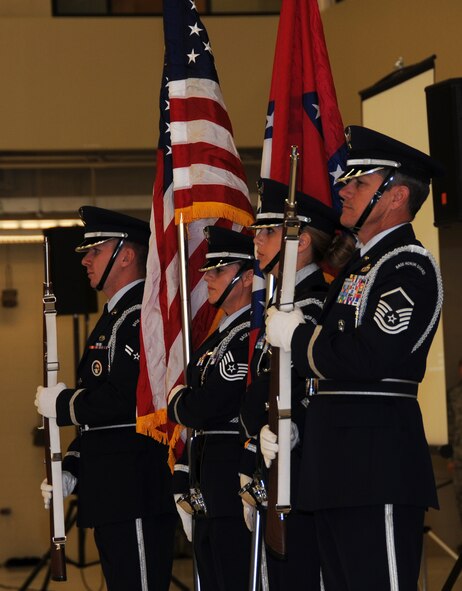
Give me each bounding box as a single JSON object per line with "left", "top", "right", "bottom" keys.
{"left": 295, "top": 262, "right": 319, "bottom": 284}
{"left": 219, "top": 303, "right": 251, "bottom": 332}
{"left": 359, "top": 223, "right": 409, "bottom": 256}
{"left": 107, "top": 279, "right": 144, "bottom": 312}
{"left": 270, "top": 263, "right": 320, "bottom": 305}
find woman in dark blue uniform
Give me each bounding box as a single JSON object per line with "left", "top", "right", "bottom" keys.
{"left": 167, "top": 226, "right": 255, "bottom": 591}
{"left": 239, "top": 179, "right": 354, "bottom": 590}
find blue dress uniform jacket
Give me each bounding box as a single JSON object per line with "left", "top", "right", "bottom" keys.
{"left": 291, "top": 224, "right": 441, "bottom": 511}
{"left": 168, "top": 306, "right": 251, "bottom": 518}
{"left": 239, "top": 266, "right": 329, "bottom": 496}
{"left": 56, "top": 282, "right": 174, "bottom": 528}
{"left": 168, "top": 306, "right": 252, "bottom": 591}
{"left": 239, "top": 266, "right": 328, "bottom": 591}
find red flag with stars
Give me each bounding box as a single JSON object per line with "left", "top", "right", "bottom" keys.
{"left": 261, "top": 0, "right": 346, "bottom": 207}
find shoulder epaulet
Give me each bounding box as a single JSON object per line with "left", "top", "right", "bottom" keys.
{"left": 358, "top": 245, "right": 443, "bottom": 352}
{"left": 214, "top": 320, "right": 250, "bottom": 364}
{"left": 108, "top": 304, "right": 142, "bottom": 367}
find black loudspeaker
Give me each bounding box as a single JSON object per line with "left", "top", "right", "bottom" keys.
{"left": 425, "top": 78, "right": 462, "bottom": 226}
{"left": 44, "top": 226, "right": 98, "bottom": 315}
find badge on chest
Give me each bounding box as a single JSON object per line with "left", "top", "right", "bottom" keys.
{"left": 91, "top": 360, "right": 103, "bottom": 376}
{"left": 337, "top": 274, "right": 367, "bottom": 306}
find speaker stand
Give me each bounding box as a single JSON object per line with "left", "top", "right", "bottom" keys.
{"left": 19, "top": 499, "right": 96, "bottom": 591}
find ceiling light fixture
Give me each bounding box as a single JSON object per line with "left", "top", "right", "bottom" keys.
{"left": 0, "top": 219, "right": 83, "bottom": 244}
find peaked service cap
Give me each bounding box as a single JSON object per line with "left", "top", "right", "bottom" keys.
{"left": 199, "top": 226, "right": 255, "bottom": 272}
{"left": 337, "top": 125, "right": 444, "bottom": 184}
{"left": 75, "top": 206, "right": 150, "bottom": 252}
{"left": 249, "top": 178, "right": 340, "bottom": 236}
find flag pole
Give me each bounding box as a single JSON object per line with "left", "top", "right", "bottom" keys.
{"left": 177, "top": 214, "right": 192, "bottom": 368}
{"left": 177, "top": 214, "right": 201, "bottom": 591}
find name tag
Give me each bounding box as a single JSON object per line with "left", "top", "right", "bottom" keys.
{"left": 337, "top": 274, "right": 367, "bottom": 306}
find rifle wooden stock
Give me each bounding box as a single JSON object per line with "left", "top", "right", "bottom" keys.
{"left": 265, "top": 357, "right": 287, "bottom": 558}
{"left": 264, "top": 146, "right": 300, "bottom": 559}
{"left": 42, "top": 236, "right": 67, "bottom": 582}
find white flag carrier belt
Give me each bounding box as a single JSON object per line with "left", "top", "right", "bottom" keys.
{"left": 313, "top": 379, "right": 418, "bottom": 398}
{"left": 80, "top": 423, "right": 136, "bottom": 433}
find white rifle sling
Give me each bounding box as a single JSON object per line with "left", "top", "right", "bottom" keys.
{"left": 48, "top": 418, "right": 66, "bottom": 541}
{"left": 278, "top": 239, "right": 298, "bottom": 312}
{"left": 277, "top": 348, "right": 292, "bottom": 511}
{"left": 276, "top": 231, "right": 298, "bottom": 512}
{"left": 44, "top": 287, "right": 66, "bottom": 542}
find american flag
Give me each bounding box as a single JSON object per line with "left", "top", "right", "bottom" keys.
{"left": 136, "top": 0, "right": 254, "bottom": 467}
{"left": 261, "top": 0, "right": 346, "bottom": 208}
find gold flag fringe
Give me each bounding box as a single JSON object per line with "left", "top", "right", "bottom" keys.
{"left": 174, "top": 203, "right": 254, "bottom": 228}
{"left": 137, "top": 410, "right": 185, "bottom": 473}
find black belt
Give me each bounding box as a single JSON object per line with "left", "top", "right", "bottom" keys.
{"left": 194, "top": 429, "right": 240, "bottom": 436}
{"left": 314, "top": 379, "right": 418, "bottom": 398}
{"left": 80, "top": 422, "right": 136, "bottom": 434}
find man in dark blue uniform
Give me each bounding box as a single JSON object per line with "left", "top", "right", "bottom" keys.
{"left": 266, "top": 126, "right": 444, "bottom": 590}
{"left": 35, "top": 206, "right": 176, "bottom": 591}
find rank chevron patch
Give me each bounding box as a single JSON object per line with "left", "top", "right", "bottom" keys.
{"left": 373, "top": 287, "right": 414, "bottom": 334}
{"left": 219, "top": 351, "right": 248, "bottom": 382}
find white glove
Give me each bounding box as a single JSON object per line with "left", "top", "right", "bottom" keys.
{"left": 168, "top": 384, "right": 186, "bottom": 406}
{"left": 290, "top": 421, "right": 300, "bottom": 450}
{"left": 239, "top": 474, "right": 256, "bottom": 530}
{"left": 260, "top": 422, "right": 300, "bottom": 469}
{"left": 40, "top": 480, "right": 53, "bottom": 509}
{"left": 260, "top": 425, "right": 278, "bottom": 469}
{"left": 40, "top": 471, "right": 77, "bottom": 510}
{"left": 265, "top": 306, "right": 305, "bottom": 352}
{"left": 35, "top": 383, "right": 66, "bottom": 418}
{"left": 174, "top": 493, "right": 192, "bottom": 542}
{"left": 242, "top": 498, "right": 255, "bottom": 532}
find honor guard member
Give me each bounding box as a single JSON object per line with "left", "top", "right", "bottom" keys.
{"left": 266, "top": 126, "right": 444, "bottom": 591}
{"left": 239, "top": 179, "right": 353, "bottom": 590}
{"left": 167, "top": 226, "right": 254, "bottom": 591}
{"left": 35, "top": 206, "right": 176, "bottom": 591}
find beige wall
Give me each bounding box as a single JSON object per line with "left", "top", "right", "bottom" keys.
{"left": 0, "top": 15, "right": 277, "bottom": 150}
{"left": 2, "top": 1, "right": 462, "bottom": 150}
{"left": 0, "top": 243, "right": 102, "bottom": 563}
{"left": 322, "top": 0, "right": 462, "bottom": 127}
{"left": 1, "top": 0, "right": 462, "bottom": 564}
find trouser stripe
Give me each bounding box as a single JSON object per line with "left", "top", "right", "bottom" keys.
{"left": 135, "top": 518, "right": 148, "bottom": 591}
{"left": 385, "top": 504, "right": 399, "bottom": 591}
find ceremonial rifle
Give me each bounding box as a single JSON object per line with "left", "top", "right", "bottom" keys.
{"left": 42, "top": 235, "right": 67, "bottom": 581}
{"left": 265, "top": 146, "right": 300, "bottom": 558}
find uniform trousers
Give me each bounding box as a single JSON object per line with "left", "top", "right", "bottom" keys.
{"left": 194, "top": 515, "right": 252, "bottom": 590}
{"left": 314, "top": 504, "right": 425, "bottom": 591}
{"left": 93, "top": 512, "right": 177, "bottom": 591}
{"left": 266, "top": 510, "right": 322, "bottom": 590}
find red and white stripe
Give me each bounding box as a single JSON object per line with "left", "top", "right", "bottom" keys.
{"left": 136, "top": 74, "right": 253, "bottom": 461}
